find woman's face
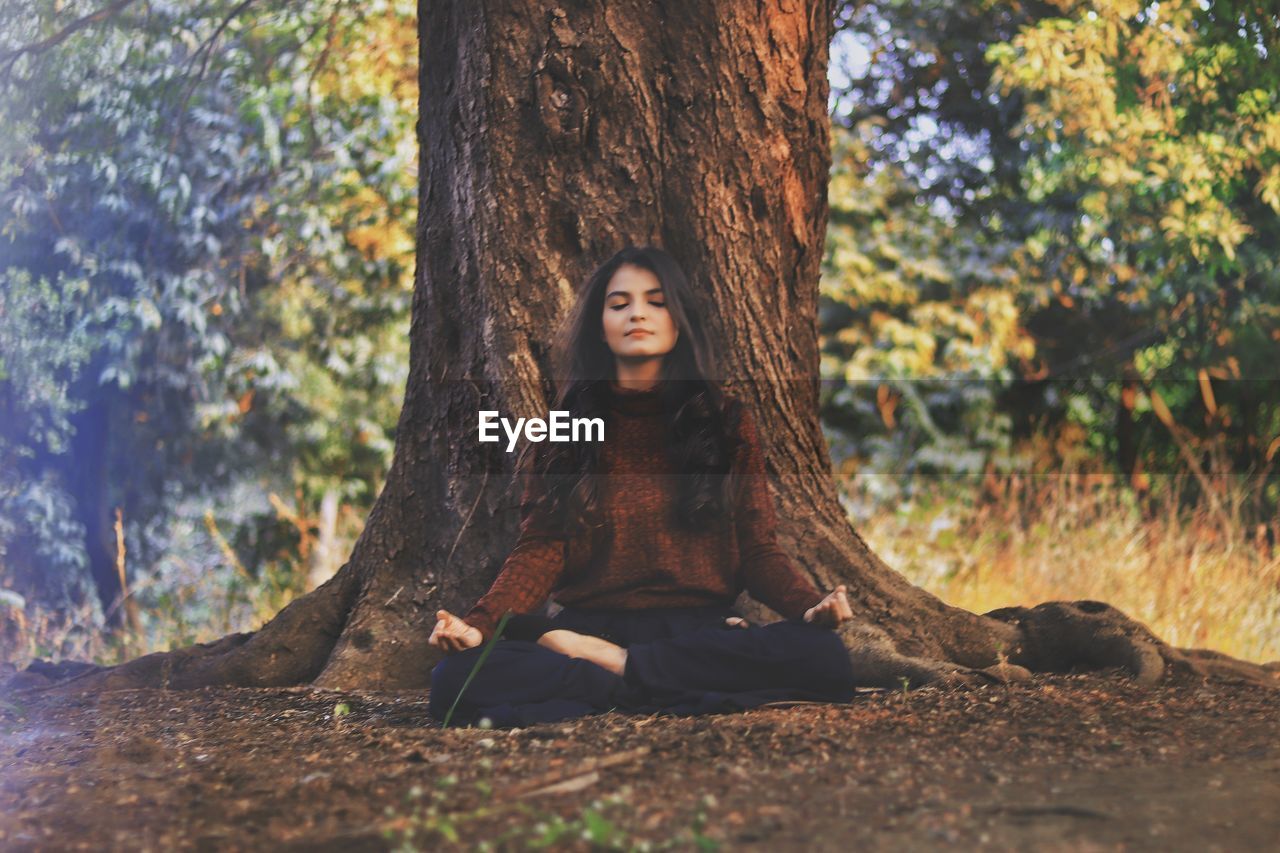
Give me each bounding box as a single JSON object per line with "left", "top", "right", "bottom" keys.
{"left": 600, "top": 264, "right": 679, "bottom": 360}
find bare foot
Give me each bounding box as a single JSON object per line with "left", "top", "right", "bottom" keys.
{"left": 538, "top": 629, "right": 628, "bottom": 676}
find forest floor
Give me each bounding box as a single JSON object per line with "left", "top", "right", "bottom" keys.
{"left": 0, "top": 672, "right": 1276, "bottom": 852}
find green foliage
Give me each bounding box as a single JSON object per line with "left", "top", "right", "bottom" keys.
{"left": 828, "top": 0, "right": 1280, "bottom": 518}
{"left": 0, "top": 0, "right": 414, "bottom": 637}
{"left": 823, "top": 2, "right": 1060, "bottom": 501}
{"left": 820, "top": 118, "right": 1029, "bottom": 500}
{"left": 984, "top": 0, "right": 1280, "bottom": 490}
{"left": 0, "top": 270, "right": 96, "bottom": 599}
{"left": 0, "top": 271, "right": 93, "bottom": 456}
{"left": 0, "top": 1, "right": 272, "bottom": 614}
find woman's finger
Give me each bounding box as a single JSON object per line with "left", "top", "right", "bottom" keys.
{"left": 433, "top": 617, "right": 463, "bottom": 651}
{"left": 811, "top": 590, "right": 844, "bottom": 626}
{"left": 823, "top": 587, "right": 849, "bottom": 623}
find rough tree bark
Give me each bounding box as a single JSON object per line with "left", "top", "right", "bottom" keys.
{"left": 26, "top": 0, "right": 1276, "bottom": 694}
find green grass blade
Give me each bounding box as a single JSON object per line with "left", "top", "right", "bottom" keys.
{"left": 441, "top": 610, "right": 512, "bottom": 729}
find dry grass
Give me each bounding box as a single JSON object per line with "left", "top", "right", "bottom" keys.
{"left": 0, "top": 566, "right": 310, "bottom": 672}
{"left": 850, "top": 470, "right": 1280, "bottom": 663}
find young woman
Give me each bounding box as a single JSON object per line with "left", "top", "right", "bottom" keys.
{"left": 427, "top": 246, "right": 854, "bottom": 727}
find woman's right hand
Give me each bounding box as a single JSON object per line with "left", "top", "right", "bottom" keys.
{"left": 429, "top": 609, "right": 483, "bottom": 653}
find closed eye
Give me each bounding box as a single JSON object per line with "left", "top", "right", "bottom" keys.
{"left": 609, "top": 300, "right": 666, "bottom": 310}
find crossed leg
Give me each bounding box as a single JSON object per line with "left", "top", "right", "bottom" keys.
{"left": 428, "top": 638, "right": 627, "bottom": 727}
{"left": 537, "top": 629, "right": 628, "bottom": 675}
{"left": 519, "top": 619, "right": 856, "bottom": 703}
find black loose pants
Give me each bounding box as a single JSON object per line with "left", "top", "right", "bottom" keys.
{"left": 428, "top": 605, "right": 855, "bottom": 728}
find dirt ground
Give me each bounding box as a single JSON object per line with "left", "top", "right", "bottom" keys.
{"left": 1, "top": 671, "right": 1276, "bottom": 851}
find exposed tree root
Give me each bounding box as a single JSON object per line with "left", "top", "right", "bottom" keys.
{"left": 985, "top": 600, "right": 1279, "bottom": 688}
{"left": 833, "top": 599, "right": 1277, "bottom": 692}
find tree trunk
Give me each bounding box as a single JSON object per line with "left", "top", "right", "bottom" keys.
{"left": 35, "top": 0, "right": 1276, "bottom": 695}
{"left": 306, "top": 489, "right": 341, "bottom": 592}
{"left": 67, "top": 397, "right": 129, "bottom": 631}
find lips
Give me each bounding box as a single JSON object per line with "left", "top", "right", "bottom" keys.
{"left": 626, "top": 329, "right": 653, "bottom": 337}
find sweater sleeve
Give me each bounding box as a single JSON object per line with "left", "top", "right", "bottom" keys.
{"left": 730, "top": 404, "right": 826, "bottom": 620}
{"left": 462, "top": 463, "right": 568, "bottom": 643}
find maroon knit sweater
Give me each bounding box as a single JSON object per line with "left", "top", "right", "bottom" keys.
{"left": 463, "top": 382, "right": 825, "bottom": 641}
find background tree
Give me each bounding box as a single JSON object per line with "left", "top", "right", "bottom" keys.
{"left": 820, "top": 0, "right": 1052, "bottom": 497}
{"left": 820, "top": 0, "right": 1280, "bottom": 529}
{"left": 0, "top": 0, "right": 260, "bottom": 628}
{"left": 0, "top": 0, "right": 415, "bottom": 651}
{"left": 984, "top": 0, "right": 1280, "bottom": 524}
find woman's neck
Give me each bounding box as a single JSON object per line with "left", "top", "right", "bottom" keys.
{"left": 612, "top": 360, "right": 663, "bottom": 392}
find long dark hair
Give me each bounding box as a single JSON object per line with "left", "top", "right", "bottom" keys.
{"left": 515, "top": 246, "right": 745, "bottom": 536}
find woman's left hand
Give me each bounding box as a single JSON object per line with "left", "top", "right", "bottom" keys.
{"left": 803, "top": 584, "right": 852, "bottom": 628}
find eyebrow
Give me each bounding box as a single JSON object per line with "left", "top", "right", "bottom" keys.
{"left": 605, "top": 288, "right": 664, "bottom": 299}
